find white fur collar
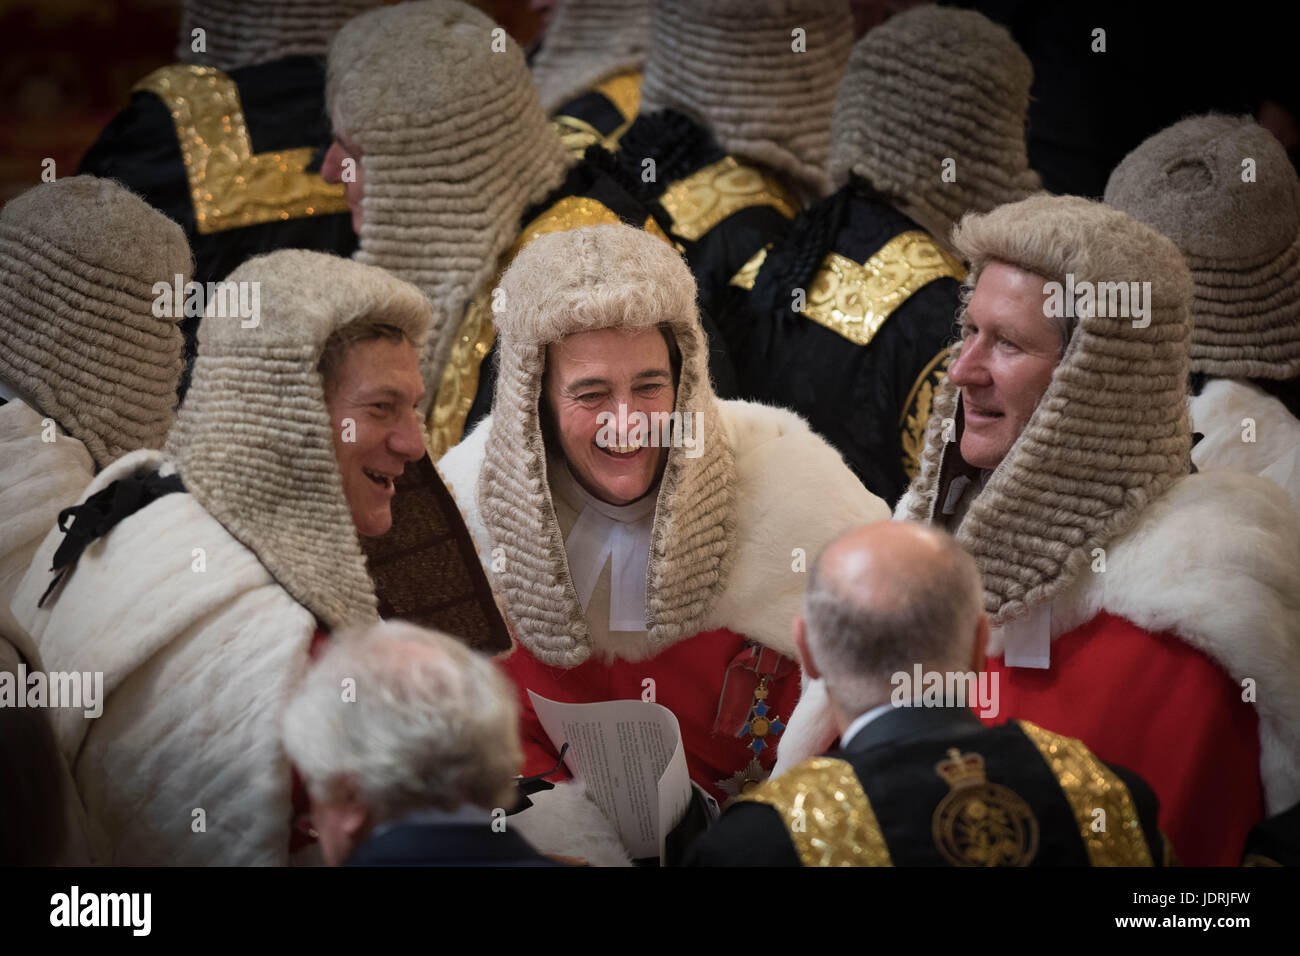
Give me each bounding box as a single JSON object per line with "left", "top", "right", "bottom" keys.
{"left": 1189, "top": 377, "right": 1300, "bottom": 511}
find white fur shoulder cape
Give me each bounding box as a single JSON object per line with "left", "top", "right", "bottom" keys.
{"left": 439, "top": 399, "right": 890, "bottom": 862}
{"left": 1189, "top": 377, "right": 1300, "bottom": 512}
{"left": 12, "top": 449, "right": 317, "bottom": 865}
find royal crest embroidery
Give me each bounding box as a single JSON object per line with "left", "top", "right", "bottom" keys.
{"left": 931, "top": 747, "right": 1039, "bottom": 867}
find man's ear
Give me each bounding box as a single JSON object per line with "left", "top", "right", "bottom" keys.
{"left": 971, "top": 614, "right": 990, "bottom": 673}
{"left": 793, "top": 616, "right": 820, "bottom": 680}
{"left": 328, "top": 776, "right": 371, "bottom": 839}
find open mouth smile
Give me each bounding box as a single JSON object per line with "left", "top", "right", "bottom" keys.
{"left": 363, "top": 468, "right": 398, "bottom": 491}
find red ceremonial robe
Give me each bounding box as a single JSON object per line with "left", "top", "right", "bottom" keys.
{"left": 982, "top": 612, "right": 1262, "bottom": 867}
{"left": 500, "top": 628, "right": 802, "bottom": 805}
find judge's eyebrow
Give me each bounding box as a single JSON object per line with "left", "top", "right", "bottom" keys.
{"left": 565, "top": 377, "right": 612, "bottom": 393}
{"left": 357, "top": 385, "right": 424, "bottom": 405}
{"left": 566, "top": 368, "right": 670, "bottom": 393}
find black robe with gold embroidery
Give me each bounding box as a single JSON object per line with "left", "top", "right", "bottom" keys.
{"left": 549, "top": 71, "right": 643, "bottom": 161}
{"left": 609, "top": 109, "right": 800, "bottom": 354}
{"left": 685, "top": 706, "right": 1169, "bottom": 868}
{"left": 716, "top": 178, "right": 964, "bottom": 506}
{"left": 80, "top": 56, "right": 357, "bottom": 394}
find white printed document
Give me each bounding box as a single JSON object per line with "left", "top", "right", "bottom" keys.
{"left": 528, "top": 691, "right": 692, "bottom": 862}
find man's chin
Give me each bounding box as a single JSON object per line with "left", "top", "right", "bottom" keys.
{"left": 587, "top": 469, "right": 654, "bottom": 507}
{"left": 959, "top": 434, "right": 1008, "bottom": 472}
{"left": 353, "top": 509, "right": 393, "bottom": 539}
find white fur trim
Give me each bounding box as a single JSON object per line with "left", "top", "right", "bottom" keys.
{"left": 1190, "top": 378, "right": 1300, "bottom": 512}
{"left": 508, "top": 780, "right": 632, "bottom": 866}
{"left": 770, "top": 676, "right": 838, "bottom": 778}
{"left": 12, "top": 449, "right": 316, "bottom": 865}
{"left": 1048, "top": 471, "right": 1300, "bottom": 815}
{"left": 702, "top": 401, "right": 891, "bottom": 654}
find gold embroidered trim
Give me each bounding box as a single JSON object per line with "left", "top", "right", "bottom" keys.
{"left": 551, "top": 114, "right": 615, "bottom": 160}
{"left": 427, "top": 287, "right": 496, "bottom": 461}
{"left": 505, "top": 195, "right": 668, "bottom": 260}
{"left": 1018, "top": 720, "right": 1154, "bottom": 867}
{"left": 134, "top": 65, "right": 347, "bottom": 235}
{"left": 595, "top": 70, "right": 642, "bottom": 122}
{"left": 659, "top": 157, "right": 797, "bottom": 242}
{"left": 738, "top": 756, "right": 892, "bottom": 867}
{"left": 729, "top": 246, "right": 769, "bottom": 291}
{"left": 900, "top": 348, "right": 951, "bottom": 482}
{"left": 550, "top": 71, "right": 642, "bottom": 160}
{"left": 1241, "top": 853, "right": 1280, "bottom": 867}
{"left": 426, "top": 198, "right": 671, "bottom": 458}
{"left": 802, "top": 231, "right": 964, "bottom": 348}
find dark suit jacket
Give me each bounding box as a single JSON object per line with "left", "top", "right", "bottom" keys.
{"left": 685, "top": 706, "right": 1168, "bottom": 867}
{"left": 345, "top": 820, "right": 563, "bottom": 868}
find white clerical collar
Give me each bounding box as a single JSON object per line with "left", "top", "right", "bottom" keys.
{"left": 840, "top": 702, "right": 897, "bottom": 749}
{"left": 549, "top": 454, "right": 657, "bottom": 632}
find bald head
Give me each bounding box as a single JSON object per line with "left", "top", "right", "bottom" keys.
{"left": 801, "top": 522, "right": 986, "bottom": 718}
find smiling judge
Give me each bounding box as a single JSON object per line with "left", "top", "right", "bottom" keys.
{"left": 13, "top": 250, "right": 433, "bottom": 865}
{"left": 437, "top": 224, "right": 889, "bottom": 865}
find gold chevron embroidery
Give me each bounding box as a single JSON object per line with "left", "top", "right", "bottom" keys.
{"left": 659, "top": 157, "right": 798, "bottom": 242}
{"left": 595, "top": 70, "right": 642, "bottom": 122}
{"left": 427, "top": 197, "right": 672, "bottom": 459}
{"left": 426, "top": 286, "right": 496, "bottom": 462}
{"left": 900, "top": 348, "right": 952, "bottom": 482}
{"left": 1018, "top": 720, "right": 1155, "bottom": 866}
{"left": 134, "top": 65, "right": 347, "bottom": 235}
{"left": 729, "top": 246, "right": 770, "bottom": 290}
{"left": 802, "top": 231, "right": 965, "bottom": 347}
{"left": 738, "top": 757, "right": 893, "bottom": 866}
{"left": 551, "top": 114, "right": 612, "bottom": 160}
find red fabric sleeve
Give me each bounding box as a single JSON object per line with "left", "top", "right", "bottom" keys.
{"left": 984, "top": 612, "right": 1263, "bottom": 866}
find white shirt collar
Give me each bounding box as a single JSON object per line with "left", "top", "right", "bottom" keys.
{"left": 840, "top": 702, "right": 897, "bottom": 749}
{"left": 549, "top": 454, "right": 657, "bottom": 632}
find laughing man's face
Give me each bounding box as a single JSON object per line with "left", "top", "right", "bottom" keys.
{"left": 326, "top": 336, "right": 426, "bottom": 537}
{"left": 542, "top": 327, "right": 675, "bottom": 507}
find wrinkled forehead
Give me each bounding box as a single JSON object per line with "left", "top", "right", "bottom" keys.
{"left": 544, "top": 326, "right": 674, "bottom": 377}
{"left": 965, "top": 259, "right": 1068, "bottom": 348}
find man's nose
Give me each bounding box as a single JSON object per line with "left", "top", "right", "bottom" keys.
{"left": 947, "top": 340, "right": 990, "bottom": 387}
{"left": 389, "top": 412, "right": 426, "bottom": 463}
{"left": 321, "top": 142, "right": 344, "bottom": 185}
